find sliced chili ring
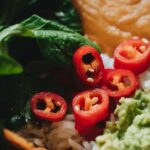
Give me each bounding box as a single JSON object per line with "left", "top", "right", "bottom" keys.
{"left": 114, "top": 39, "right": 150, "bottom": 75}
{"left": 73, "top": 45, "right": 104, "bottom": 86}
{"left": 101, "top": 69, "right": 114, "bottom": 84}
{"left": 30, "top": 92, "right": 67, "bottom": 121}
{"left": 75, "top": 121, "right": 103, "bottom": 140}
{"left": 72, "top": 89, "right": 109, "bottom": 126}
{"left": 102, "top": 69, "right": 139, "bottom": 99}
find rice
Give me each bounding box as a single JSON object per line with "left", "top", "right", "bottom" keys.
{"left": 18, "top": 114, "right": 95, "bottom": 150}
{"left": 92, "top": 144, "right": 99, "bottom": 150}
{"left": 68, "top": 138, "right": 85, "bottom": 150}
{"left": 33, "top": 138, "right": 44, "bottom": 147}
{"left": 139, "top": 68, "right": 150, "bottom": 89}
{"left": 100, "top": 53, "right": 114, "bottom": 69}
{"left": 82, "top": 141, "right": 93, "bottom": 150}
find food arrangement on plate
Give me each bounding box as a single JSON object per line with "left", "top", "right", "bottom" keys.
{"left": 0, "top": 0, "right": 150, "bottom": 150}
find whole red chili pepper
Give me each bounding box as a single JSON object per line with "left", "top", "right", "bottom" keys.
{"left": 73, "top": 45, "right": 104, "bottom": 86}
{"left": 30, "top": 92, "right": 67, "bottom": 121}
{"left": 75, "top": 121, "right": 104, "bottom": 140}
{"left": 72, "top": 89, "right": 109, "bottom": 126}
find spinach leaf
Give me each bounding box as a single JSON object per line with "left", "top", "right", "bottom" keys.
{"left": 0, "top": 26, "right": 5, "bottom": 31}
{"left": 0, "top": 24, "right": 34, "bottom": 74}
{"left": 0, "top": 56, "right": 22, "bottom": 74}
{"left": 0, "top": 15, "right": 100, "bottom": 75}
{"left": 21, "top": 14, "right": 74, "bottom": 32}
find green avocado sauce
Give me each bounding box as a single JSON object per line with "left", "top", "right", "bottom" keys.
{"left": 96, "top": 89, "right": 150, "bottom": 150}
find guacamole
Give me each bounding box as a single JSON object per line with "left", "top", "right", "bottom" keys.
{"left": 96, "top": 89, "right": 150, "bottom": 150}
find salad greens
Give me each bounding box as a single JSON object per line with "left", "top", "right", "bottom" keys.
{"left": 0, "top": 15, "right": 100, "bottom": 75}
{"left": 96, "top": 90, "right": 150, "bottom": 150}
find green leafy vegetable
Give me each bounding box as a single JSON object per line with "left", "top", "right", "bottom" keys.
{"left": 0, "top": 56, "right": 22, "bottom": 74}
{"left": 0, "top": 26, "right": 5, "bottom": 31}
{"left": 0, "top": 15, "right": 100, "bottom": 75}
{"left": 0, "top": 24, "right": 33, "bottom": 74}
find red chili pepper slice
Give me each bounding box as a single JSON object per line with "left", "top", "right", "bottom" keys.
{"left": 30, "top": 92, "right": 67, "bottom": 121}
{"left": 72, "top": 89, "right": 109, "bottom": 126}
{"left": 114, "top": 39, "right": 150, "bottom": 75}
{"left": 102, "top": 69, "right": 139, "bottom": 99}
{"left": 75, "top": 122, "right": 103, "bottom": 140}
{"left": 102, "top": 69, "right": 114, "bottom": 82}
{"left": 73, "top": 45, "right": 104, "bottom": 86}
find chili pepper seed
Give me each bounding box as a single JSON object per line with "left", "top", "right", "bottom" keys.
{"left": 87, "top": 78, "right": 94, "bottom": 82}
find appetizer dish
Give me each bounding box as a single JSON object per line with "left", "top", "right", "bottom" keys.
{"left": 0, "top": 0, "right": 150, "bottom": 150}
